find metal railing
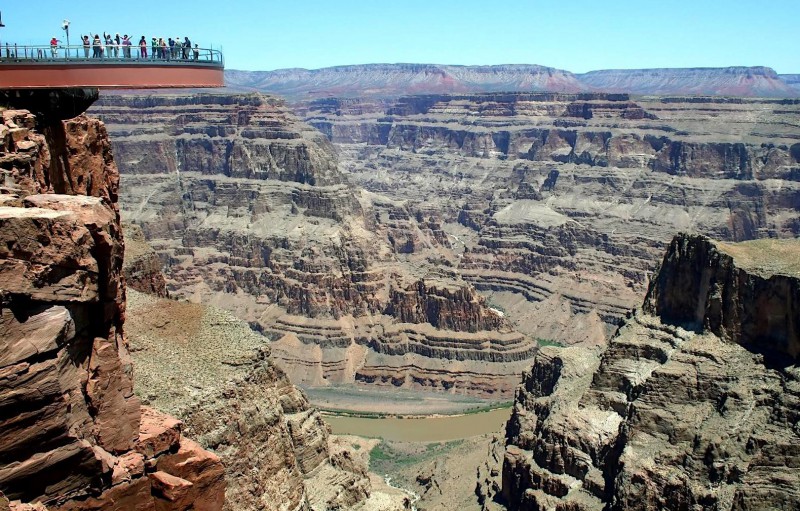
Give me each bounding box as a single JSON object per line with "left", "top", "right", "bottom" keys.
{"left": 0, "top": 43, "right": 223, "bottom": 66}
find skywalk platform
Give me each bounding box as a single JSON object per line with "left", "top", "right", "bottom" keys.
{"left": 0, "top": 44, "right": 224, "bottom": 88}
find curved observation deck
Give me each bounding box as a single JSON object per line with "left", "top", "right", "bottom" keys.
{"left": 0, "top": 44, "right": 224, "bottom": 89}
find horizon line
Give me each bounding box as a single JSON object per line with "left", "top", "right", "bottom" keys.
{"left": 224, "top": 62, "right": 799, "bottom": 75}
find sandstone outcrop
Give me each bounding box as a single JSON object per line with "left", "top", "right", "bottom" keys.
{"left": 0, "top": 110, "right": 225, "bottom": 509}
{"left": 90, "top": 93, "right": 539, "bottom": 397}
{"left": 643, "top": 236, "right": 800, "bottom": 359}
{"left": 122, "top": 224, "right": 168, "bottom": 297}
{"left": 501, "top": 233, "right": 800, "bottom": 510}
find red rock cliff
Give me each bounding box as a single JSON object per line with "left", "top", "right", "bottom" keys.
{"left": 502, "top": 233, "right": 800, "bottom": 510}
{"left": 0, "top": 109, "right": 225, "bottom": 510}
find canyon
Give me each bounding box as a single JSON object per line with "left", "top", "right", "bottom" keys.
{"left": 89, "top": 91, "right": 800, "bottom": 402}
{"left": 0, "top": 107, "right": 404, "bottom": 510}
{"left": 92, "top": 85, "right": 800, "bottom": 509}
{"left": 2, "top": 55, "right": 799, "bottom": 510}
{"left": 302, "top": 91, "right": 800, "bottom": 346}
{"left": 91, "top": 93, "right": 538, "bottom": 398}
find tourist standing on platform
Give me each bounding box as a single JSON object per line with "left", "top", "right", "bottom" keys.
{"left": 82, "top": 35, "right": 91, "bottom": 58}
{"left": 122, "top": 35, "right": 132, "bottom": 58}
{"left": 182, "top": 37, "right": 191, "bottom": 59}
{"left": 50, "top": 37, "right": 60, "bottom": 58}
{"left": 159, "top": 38, "right": 168, "bottom": 60}
{"left": 139, "top": 36, "right": 148, "bottom": 59}
{"left": 103, "top": 33, "right": 113, "bottom": 57}
{"left": 92, "top": 34, "right": 101, "bottom": 58}
{"left": 114, "top": 34, "right": 122, "bottom": 58}
{"left": 193, "top": 44, "right": 199, "bottom": 60}
{"left": 151, "top": 37, "right": 158, "bottom": 59}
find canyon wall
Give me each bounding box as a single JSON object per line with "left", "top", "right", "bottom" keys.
{"left": 304, "top": 92, "right": 800, "bottom": 347}
{"left": 501, "top": 233, "right": 800, "bottom": 510}
{"left": 122, "top": 224, "right": 169, "bottom": 297}
{"left": 782, "top": 74, "right": 800, "bottom": 93}
{"left": 91, "top": 90, "right": 800, "bottom": 393}
{"left": 0, "top": 105, "right": 396, "bottom": 510}
{"left": 91, "top": 93, "right": 537, "bottom": 397}
{"left": 0, "top": 110, "right": 225, "bottom": 509}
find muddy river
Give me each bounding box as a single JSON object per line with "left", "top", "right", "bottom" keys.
{"left": 325, "top": 407, "right": 512, "bottom": 442}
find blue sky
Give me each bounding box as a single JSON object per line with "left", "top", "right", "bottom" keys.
{"left": 1, "top": 0, "right": 797, "bottom": 73}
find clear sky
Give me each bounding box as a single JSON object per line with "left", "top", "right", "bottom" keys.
{"left": 1, "top": 0, "right": 797, "bottom": 73}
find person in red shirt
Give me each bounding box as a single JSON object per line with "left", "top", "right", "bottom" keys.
{"left": 49, "top": 37, "right": 60, "bottom": 58}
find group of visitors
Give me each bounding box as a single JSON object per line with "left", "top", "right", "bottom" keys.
{"left": 52, "top": 33, "right": 200, "bottom": 60}
{"left": 78, "top": 33, "right": 133, "bottom": 58}
{"left": 149, "top": 36, "right": 197, "bottom": 60}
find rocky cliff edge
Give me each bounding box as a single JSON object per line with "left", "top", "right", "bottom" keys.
{"left": 501, "top": 233, "right": 800, "bottom": 510}
{"left": 0, "top": 109, "right": 226, "bottom": 509}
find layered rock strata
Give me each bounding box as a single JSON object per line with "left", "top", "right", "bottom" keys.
{"left": 501, "top": 233, "right": 800, "bottom": 510}
{"left": 90, "top": 93, "right": 538, "bottom": 396}
{"left": 577, "top": 67, "right": 798, "bottom": 97}
{"left": 224, "top": 64, "right": 585, "bottom": 101}
{"left": 783, "top": 74, "right": 800, "bottom": 93}
{"left": 0, "top": 110, "right": 224, "bottom": 509}
{"left": 304, "top": 92, "right": 800, "bottom": 346}
{"left": 125, "top": 290, "right": 388, "bottom": 511}
{"left": 122, "top": 224, "right": 169, "bottom": 297}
